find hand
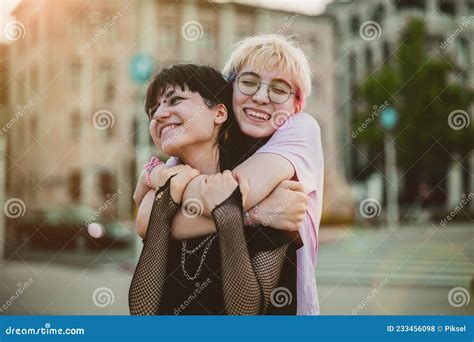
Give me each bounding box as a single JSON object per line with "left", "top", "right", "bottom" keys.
{"left": 200, "top": 170, "right": 239, "bottom": 212}
{"left": 134, "top": 162, "right": 196, "bottom": 206}
{"left": 133, "top": 162, "right": 168, "bottom": 206}
{"left": 168, "top": 165, "right": 200, "bottom": 203}
{"left": 133, "top": 169, "right": 152, "bottom": 207}
{"left": 252, "top": 180, "right": 307, "bottom": 231}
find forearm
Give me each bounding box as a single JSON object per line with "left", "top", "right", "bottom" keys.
{"left": 129, "top": 182, "right": 178, "bottom": 315}
{"left": 232, "top": 153, "right": 294, "bottom": 210}
{"left": 212, "top": 190, "right": 262, "bottom": 315}
{"left": 181, "top": 153, "right": 293, "bottom": 218}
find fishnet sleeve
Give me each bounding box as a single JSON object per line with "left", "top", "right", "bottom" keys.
{"left": 212, "top": 187, "right": 296, "bottom": 315}
{"left": 128, "top": 178, "right": 179, "bottom": 315}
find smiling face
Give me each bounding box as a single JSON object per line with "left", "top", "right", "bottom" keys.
{"left": 149, "top": 86, "right": 225, "bottom": 158}
{"left": 232, "top": 66, "right": 298, "bottom": 138}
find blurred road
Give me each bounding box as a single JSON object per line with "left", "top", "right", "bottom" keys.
{"left": 0, "top": 223, "right": 472, "bottom": 315}
{"left": 317, "top": 223, "right": 473, "bottom": 315}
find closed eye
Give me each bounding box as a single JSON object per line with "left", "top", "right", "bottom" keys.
{"left": 271, "top": 87, "right": 288, "bottom": 95}
{"left": 169, "top": 96, "right": 185, "bottom": 105}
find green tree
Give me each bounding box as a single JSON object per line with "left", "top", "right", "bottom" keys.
{"left": 353, "top": 19, "right": 474, "bottom": 202}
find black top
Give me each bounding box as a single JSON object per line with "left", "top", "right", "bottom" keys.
{"left": 129, "top": 178, "right": 303, "bottom": 315}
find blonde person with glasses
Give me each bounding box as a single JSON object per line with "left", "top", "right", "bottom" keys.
{"left": 134, "top": 35, "right": 324, "bottom": 315}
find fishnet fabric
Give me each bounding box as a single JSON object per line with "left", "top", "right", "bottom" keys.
{"left": 129, "top": 182, "right": 296, "bottom": 315}
{"left": 128, "top": 179, "right": 178, "bottom": 315}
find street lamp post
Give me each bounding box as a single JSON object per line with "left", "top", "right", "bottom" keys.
{"left": 380, "top": 107, "right": 400, "bottom": 228}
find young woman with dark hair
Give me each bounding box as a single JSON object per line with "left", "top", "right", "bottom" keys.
{"left": 128, "top": 63, "right": 303, "bottom": 315}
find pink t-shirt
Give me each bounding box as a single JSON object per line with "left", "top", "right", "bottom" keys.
{"left": 165, "top": 112, "right": 324, "bottom": 315}
{"left": 255, "top": 112, "right": 324, "bottom": 315}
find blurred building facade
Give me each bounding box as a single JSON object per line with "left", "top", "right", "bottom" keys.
{"left": 328, "top": 0, "right": 474, "bottom": 206}
{"left": 6, "top": 0, "right": 353, "bottom": 224}
{"left": 0, "top": 42, "right": 9, "bottom": 259}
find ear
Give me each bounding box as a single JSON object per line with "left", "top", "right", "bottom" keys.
{"left": 214, "top": 104, "right": 228, "bottom": 124}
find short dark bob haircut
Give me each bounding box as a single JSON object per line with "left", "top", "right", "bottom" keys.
{"left": 144, "top": 63, "right": 246, "bottom": 170}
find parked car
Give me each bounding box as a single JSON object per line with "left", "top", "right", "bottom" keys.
{"left": 7, "top": 205, "right": 134, "bottom": 252}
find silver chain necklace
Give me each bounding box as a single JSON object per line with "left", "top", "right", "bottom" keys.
{"left": 181, "top": 234, "right": 217, "bottom": 281}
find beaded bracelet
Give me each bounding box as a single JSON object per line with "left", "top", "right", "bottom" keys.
{"left": 244, "top": 205, "right": 259, "bottom": 226}
{"left": 144, "top": 156, "right": 163, "bottom": 189}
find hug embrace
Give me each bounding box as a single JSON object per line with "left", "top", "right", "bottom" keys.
{"left": 128, "top": 34, "right": 324, "bottom": 315}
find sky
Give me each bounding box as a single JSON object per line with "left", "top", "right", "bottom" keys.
{"left": 232, "top": 0, "right": 334, "bottom": 15}
{"left": 0, "top": 0, "right": 334, "bottom": 42}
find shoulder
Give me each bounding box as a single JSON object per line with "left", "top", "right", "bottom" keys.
{"left": 271, "top": 112, "right": 321, "bottom": 142}
{"left": 289, "top": 112, "right": 321, "bottom": 134}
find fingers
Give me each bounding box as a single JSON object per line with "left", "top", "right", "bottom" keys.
{"left": 170, "top": 166, "right": 200, "bottom": 203}
{"left": 280, "top": 179, "right": 304, "bottom": 193}
{"left": 157, "top": 164, "right": 187, "bottom": 188}
{"left": 294, "top": 191, "right": 308, "bottom": 206}
{"left": 133, "top": 170, "right": 149, "bottom": 206}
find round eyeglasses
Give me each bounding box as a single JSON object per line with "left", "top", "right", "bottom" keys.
{"left": 236, "top": 73, "right": 295, "bottom": 104}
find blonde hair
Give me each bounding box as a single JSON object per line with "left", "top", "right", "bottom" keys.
{"left": 223, "top": 34, "right": 312, "bottom": 110}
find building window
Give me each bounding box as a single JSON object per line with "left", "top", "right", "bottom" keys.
{"left": 365, "top": 48, "right": 373, "bottom": 71}
{"left": 469, "top": 3, "right": 474, "bottom": 16}
{"left": 394, "top": 0, "right": 426, "bottom": 12}
{"left": 68, "top": 171, "right": 81, "bottom": 203}
{"left": 458, "top": 36, "right": 470, "bottom": 66}
{"left": 383, "top": 41, "right": 391, "bottom": 60}
{"left": 438, "top": 0, "right": 456, "bottom": 17}
{"left": 99, "top": 170, "right": 117, "bottom": 200}
{"left": 97, "top": 61, "right": 115, "bottom": 103}
{"left": 71, "top": 111, "right": 81, "bottom": 141}
{"left": 31, "top": 65, "right": 39, "bottom": 95}
{"left": 0, "top": 64, "right": 8, "bottom": 105}
{"left": 372, "top": 4, "right": 385, "bottom": 23}
{"left": 349, "top": 54, "right": 358, "bottom": 89}
{"left": 30, "top": 115, "right": 37, "bottom": 140}
{"left": 69, "top": 61, "right": 82, "bottom": 92}
{"left": 350, "top": 15, "right": 360, "bottom": 37}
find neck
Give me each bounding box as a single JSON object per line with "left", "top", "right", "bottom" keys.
{"left": 179, "top": 141, "right": 220, "bottom": 175}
